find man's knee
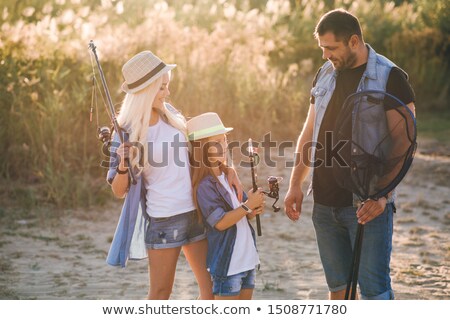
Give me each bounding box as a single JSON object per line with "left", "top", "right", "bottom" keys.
{"left": 329, "top": 289, "right": 359, "bottom": 300}
{"left": 360, "top": 289, "right": 394, "bottom": 300}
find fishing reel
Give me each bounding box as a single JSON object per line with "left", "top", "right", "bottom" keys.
{"left": 261, "top": 176, "right": 283, "bottom": 212}
{"left": 97, "top": 126, "right": 111, "bottom": 144}
{"left": 247, "top": 140, "right": 283, "bottom": 214}
{"left": 97, "top": 126, "right": 113, "bottom": 157}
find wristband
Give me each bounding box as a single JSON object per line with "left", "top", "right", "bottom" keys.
{"left": 241, "top": 203, "right": 252, "bottom": 214}
{"left": 116, "top": 167, "right": 128, "bottom": 174}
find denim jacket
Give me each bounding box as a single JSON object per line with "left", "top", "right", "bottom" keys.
{"left": 196, "top": 175, "right": 254, "bottom": 280}
{"left": 308, "top": 44, "right": 405, "bottom": 205}
{"left": 105, "top": 132, "right": 149, "bottom": 267}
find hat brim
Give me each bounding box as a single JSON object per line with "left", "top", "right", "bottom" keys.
{"left": 188, "top": 127, "right": 233, "bottom": 141}
{"left": 121, "top": 64, "right": 176, "bottom": 94}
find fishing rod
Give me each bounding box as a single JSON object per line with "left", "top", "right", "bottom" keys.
{"left": 248, "top": 138, "right": 283, "bottom": 236}
{"left": 88, "top": 40, "right": 136, "bottom": 185}
{"left": 249, "top": 138, "right": 262, "bottom": 236}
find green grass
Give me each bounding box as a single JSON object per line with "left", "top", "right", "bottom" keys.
{"left": 417, "top": 111, "right": 450, "bottom": 142}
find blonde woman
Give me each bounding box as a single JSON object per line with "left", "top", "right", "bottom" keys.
{"left": 106, "top": 51, "right": 242, "bottom": 300}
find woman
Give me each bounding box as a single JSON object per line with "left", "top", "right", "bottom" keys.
{"left": 106, "top": 51, "right": 242, "bottom": 300}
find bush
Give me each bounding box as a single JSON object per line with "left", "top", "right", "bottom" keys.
{"left": 0, "top": 0, "right": 447, "bottom": 210}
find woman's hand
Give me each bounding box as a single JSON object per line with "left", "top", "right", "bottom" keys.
{"left": 116, "top": 142, "right": 132, "bottom": 171}
{"left": 111, "top": 142, "right": 132, "bottom": 198}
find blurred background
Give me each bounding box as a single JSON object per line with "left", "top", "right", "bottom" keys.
{"left": 0, "top": 0, "right": 449, "bottom": 214}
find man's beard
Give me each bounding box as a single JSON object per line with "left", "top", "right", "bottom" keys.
{"left": 333, "top": 50, "right": 358, "bottom": 71}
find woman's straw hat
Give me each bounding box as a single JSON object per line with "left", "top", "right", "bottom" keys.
{"left": 121, "top": 51, "right": 176, "bottom": 94}
{"left": 187, "top": 112, "right": 233, "bottom": 141}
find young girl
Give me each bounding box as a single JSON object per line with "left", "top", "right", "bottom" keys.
{"left": 188, "top": 112, "right": 265, "bottom": 300}
{"left": 106, "top": 52, "right": 243, "bottom": 300}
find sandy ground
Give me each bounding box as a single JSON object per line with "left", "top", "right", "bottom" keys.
{"left": 0, "top": 139, "right": 449, "bottom": 300}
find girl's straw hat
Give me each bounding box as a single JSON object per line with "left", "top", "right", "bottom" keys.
{"left": 187, "top": 112, "right": 233, "bottom": 141}
{"left": 121, "top": 51, "right": 176, "bottom": 94}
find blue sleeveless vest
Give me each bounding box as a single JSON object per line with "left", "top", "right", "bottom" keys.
{"left": 308, "top": 44, "right": 406, "bottom": 205}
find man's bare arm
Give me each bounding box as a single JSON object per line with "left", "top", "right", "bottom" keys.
{"left": 284, "top": 104, "right": 315, "bottom": 221}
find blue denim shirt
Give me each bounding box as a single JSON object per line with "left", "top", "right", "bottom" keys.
{"left": 308, "top": 44, "right": 405, "bottom": 205}
{"left": 196, "top": 175, "right": 254, "bottom": 280}
{"left": 105, "top": 132, "right": 149, "bottom": 268}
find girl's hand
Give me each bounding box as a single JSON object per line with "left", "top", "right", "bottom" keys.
{"left": 246, "top": 188, "right": 264, "bottom": 210}
{"left": 247, "top": 205, "right": 264, "bottom": 219}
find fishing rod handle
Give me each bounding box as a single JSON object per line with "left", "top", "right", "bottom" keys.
{"left": 248, "top": 138, "right": 262, "bottom": 236}
{"left": 125, "top": 159, "right": 136, "bottom": 185}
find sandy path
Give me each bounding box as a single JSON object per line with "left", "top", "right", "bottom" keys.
{"left": 1, "top": 143, "right": 449, "bottom": 300}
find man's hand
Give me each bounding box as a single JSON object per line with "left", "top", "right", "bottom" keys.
{"left": 284, "top": 186, "right": 303, "bottom": 221}
{"left": 356, "top": 197, "right": 387, "bottom": 224}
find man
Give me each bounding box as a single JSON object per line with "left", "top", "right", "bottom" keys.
{"left": 284, "top": 9, "right": 415, "bottom": 300}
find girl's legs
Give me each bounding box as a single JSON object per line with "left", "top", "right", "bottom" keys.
{"left": 214, "top": 289, "right": 253, "bottom": 300}
{"left": 213, "top": 269, "right": 255, "bottom": 300}
{"left": 215, "top": 295, "right": 238, "bottom": 300}
{"left": 239, "top": 288, "right": 254, "bottom": 300}
{"left": 182, "top": 238, "right": 214, "bottom": 300}
{"left": 147, "top": 247, "right": 182, "bottom": 300}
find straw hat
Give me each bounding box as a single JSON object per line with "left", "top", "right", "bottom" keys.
{"left": 187, "top": 112, "right": 233, "bottom": 141}
{"left": 121, "top": 51, "right": 176, "bottom": 94}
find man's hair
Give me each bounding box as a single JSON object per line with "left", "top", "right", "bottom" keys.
{"left": 314, "top": 9, "right": 363, "bottom": 43}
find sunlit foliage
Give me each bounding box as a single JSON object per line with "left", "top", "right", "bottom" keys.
{"left": 0, "top": 0, "right": 448, "bottom": 210}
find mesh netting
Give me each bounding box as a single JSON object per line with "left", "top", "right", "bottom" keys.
{"left": 333, "top": 90, "right": 417, "bottom": 201}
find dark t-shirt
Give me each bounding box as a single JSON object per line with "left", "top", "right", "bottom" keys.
{"left": 311, "top": 64, "right": 415, "bottom": 207}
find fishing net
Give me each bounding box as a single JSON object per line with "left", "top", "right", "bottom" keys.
{"left": 333, "top": 90, "right": 417, "bottom": 201}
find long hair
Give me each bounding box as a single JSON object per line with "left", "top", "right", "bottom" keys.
{"left": 190, "top": 137, "right": 225, "bottom": 222}
{"left": 117, "top": 71, "right": 187, "bottom": 172}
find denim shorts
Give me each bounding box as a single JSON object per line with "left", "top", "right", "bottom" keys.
{"left": 145, "top": 210, "right": 206, "bottom": 249}
{"left": 212, "top": 269, "right": 256, "bottom": 296}
{"left": 312, "top": 202, "right": 395, "bottom": 300}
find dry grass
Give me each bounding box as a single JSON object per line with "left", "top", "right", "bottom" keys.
{"left": 0, "top": 0, "right": 448, "bottom": 212}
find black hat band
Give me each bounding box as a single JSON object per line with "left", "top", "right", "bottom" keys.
{"left": 127, "top": 62, "right": 166, "bottom": 89}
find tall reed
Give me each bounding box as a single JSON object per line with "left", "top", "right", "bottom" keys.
{"left": 0, "top": 0, "right": 448, "bottom": 211}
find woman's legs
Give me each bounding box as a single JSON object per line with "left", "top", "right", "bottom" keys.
{"left": 147, "top": 247, "right": 182, "bottom": 300}
{"left": 182, "top": 239, "right": 214, "bottom": 300}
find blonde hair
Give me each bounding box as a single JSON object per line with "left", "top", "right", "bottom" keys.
{"left": 117, "top": 71, "right": 187, "bottom": 172}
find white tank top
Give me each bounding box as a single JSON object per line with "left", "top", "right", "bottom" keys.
{"left": 142, "top": 118, "right": 195, "bottom": 217}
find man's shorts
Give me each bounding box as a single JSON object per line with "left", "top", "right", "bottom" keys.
{"left": 312, "top": 202, "right": 395, "bottom": 300}
{"left": 145, "top": 210, "right": 206, "bottom": 249}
